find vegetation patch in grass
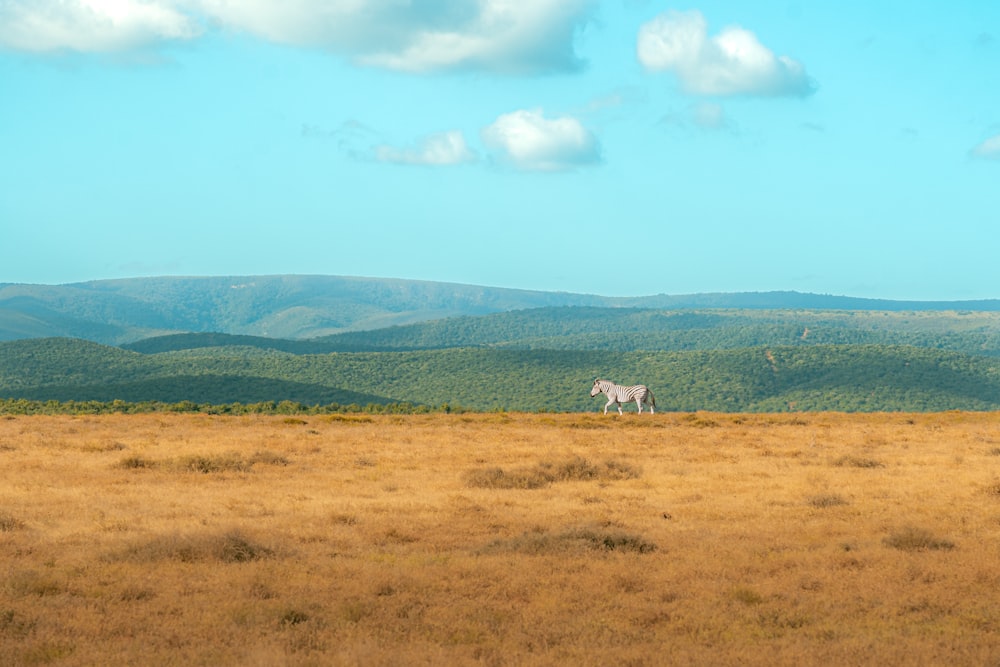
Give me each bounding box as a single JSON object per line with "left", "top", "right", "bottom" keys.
{"left": 325, "top": 415, "right": 374, "bottom": 424}
{"left": 250, "top": 450, "right": 291, "bottom": 466}
{"left": 808, "top": 494, "right": 848, "bottom": 508}
{"left": 0, "top": 609, "right": 36, "bottom": 639}
{"left": 8, "top": 570, "right": 65, "bottom": 597}
{"left": 481, "top": 524, "right": 656, "bottom": 555}
{"left": 174, "top": 453, "right": 254, "bottom": 473}
{"left": 730, "top": 587, "right": 765, "bottom": 606}
{"left": 112, "top": 530, "right": 275, "bottom": 563}
{"left": 0, "top": 511, "right": 25, "bottom": 532}
{"left": 832, "top": 455, "right": 885, "bottom": 469}
{"left": 116, "top": 455, "right": 156, "bottom": 470}
{"left": 883, "top": 526, "right": 955, "bottom": 552}
{"left": 279, "top": 609, "right": 310, "bottom": 627}
{"left": 465, "top": 456, "right": 640, "bottom": 490}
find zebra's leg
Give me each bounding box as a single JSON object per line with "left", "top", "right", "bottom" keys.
{"left": 636, "top": 399, "right": 643, "bottom": 414}
{"left": 604, "top": 399, "right": 613, "bottom": 415}
{"left": 617, "top": 403, "right": 623, "bottom": 416}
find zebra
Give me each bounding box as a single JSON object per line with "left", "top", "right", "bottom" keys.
{"left": 590, "top": 379, "right": 656, "bottom": 415}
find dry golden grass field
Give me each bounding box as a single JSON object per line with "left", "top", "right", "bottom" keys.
{"left": 3, "top": 411, "right": 1000, "bottom": 666}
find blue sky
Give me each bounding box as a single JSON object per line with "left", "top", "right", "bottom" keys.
{"left": 1, "top": 1, "right": 998, "bottom": 300}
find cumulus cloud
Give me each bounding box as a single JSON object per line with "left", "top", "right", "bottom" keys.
{"left": 481, "top": 109, "right": 601, "bottom": 172}
{"left": 637, "top": 9, "right": 814, "bottom": 97}
{"left": 971, "top": 134, "right": 1000, "bottom": 160}
{"left": 375, "top": 130, "right": 477, "bottom": 166}
{"left": 0, "top": 0, "right": 201, "bottom": 53}
{"left": 0, "top": 0, "right": 596, "bottom": 74}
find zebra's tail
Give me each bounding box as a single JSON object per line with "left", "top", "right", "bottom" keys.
{"left": 647, "top": 388, "right": 656, "bottom": 407}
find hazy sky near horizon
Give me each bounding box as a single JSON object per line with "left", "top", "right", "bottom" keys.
{"left": 1, "top": 1, "right": 998, "bottom": 300}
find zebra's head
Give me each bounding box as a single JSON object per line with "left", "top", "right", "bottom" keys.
{"left": 590, "top": 379, "right": 603, "bottom": 397}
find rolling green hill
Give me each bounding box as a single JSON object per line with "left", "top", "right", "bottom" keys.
{"left": 4, "top": 275, "right": 999, "bottom": 344}
{"left": 122, "top": 307, "right": 1000, "bottom": 357}
{"left": 2, "top": 337, "right": 999, "bottom": 412}
{"left": 5, "top": 278, "right": 1000, "bottom": 412}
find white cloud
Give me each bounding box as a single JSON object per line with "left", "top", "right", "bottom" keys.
{"left": 375, "top": 131, "right": 477, "bottom": 166}
{"left": 0, "top": 0, "right": 201, "bottom": 53}
{"left": 637, "top": 9, "right": 814, "bottom": 97}
{"left": 0, "top": 0, "right": 596, "bottom": 74}
{"left": 971, "top": 134, "right": 1000, "bottom": 160}
{"left": 481, "top": 109, "right": 601, "bottom": 172}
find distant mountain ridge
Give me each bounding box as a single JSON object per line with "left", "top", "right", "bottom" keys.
{"left": 2, "top": 275, "right": 999, "bottom": 344}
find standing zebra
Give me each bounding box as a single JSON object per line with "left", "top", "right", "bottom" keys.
{"left": 590, "top": 379, "right": 656, "bottom": 415}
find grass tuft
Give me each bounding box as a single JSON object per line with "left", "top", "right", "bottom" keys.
{"left": 808, "top": 494, "right": 848, "bottom": 508}
{"left": 176, "top": 453, "right": 253, "bottom": 474}
{"left": 279, "top": 609, "right": 310, "bottom": 626}
{"left": 0, "top": 511, "right": 25, "bottom": 531}
{"left": 731, "top": 587, "right": 765, "bottom": 606}
{"left": 465, "top": 456, "right": 640, "bottom": 490}
{"left": 481, "top": 524, "right": 656, "bottom": 555}
{"left": 250, "top": 450, "right": 291, "bottom": 467}
{"left": 832, "top": 455, "right": 884, "bottom": 469}
{"left": 112, "top": 530, "right": 275, "bottom": 563}
{"left": 116, "top": 455, "right": 156, "bottom": 470}
{"left": 883, "top": 526, "right": 955, "bottom": 552}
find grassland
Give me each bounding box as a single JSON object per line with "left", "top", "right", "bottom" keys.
{"left": 2, "top": 412, "right": 1000, "bottom": 665}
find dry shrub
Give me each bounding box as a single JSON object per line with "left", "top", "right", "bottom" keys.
{"left": 175, "top": 453, "right": 254, "bottom": 474}
{"left": 465, "top": 456, "right": 640, "bottom": 490}
{"left": 119, "top": 451, "right": 288, "bottom": 473}
{"left": 279, "top": 609, "right": 310, "bottom": 627}
{"left": 0, "top": 609, "right": 36, "bottom": 639}
{"left": 112, "top": 530, "right": 275, "bottom": 563}
{"left": 325, "top": 415, "right": 373, "bottom": 424}
{"left": 7, "top": 570, "right": 65, "bottom": 597}
{"left": 684, "top": 413, "right": 720, "bottom": 428}
{"left": 883, "top": 526, "right": 955, "bottom": 552}
{"left": 731, "top": 587, "right": 765, "bottom": 606}
{"left": 808, "top": 494, "right": 848, "bottom": 508}
{"left": 250, "top": 450, "right": 290, "bottom": 467}
{"left": 0, "top": 511, "right": 24, "bottom": 532}
{"left": 832, "top": 455, "right": 884, "bottom": 469}
{"left": 481, "top": 524, "right": 656, "bottom": 555}
{"left": 118, "top": 586, "right": 156, "bottom": 602}
{"left": 464, "top": 466, "right": 549, "bottom": 490}
{"left": 116, "top": 455, "right": 156, "bottom": 470}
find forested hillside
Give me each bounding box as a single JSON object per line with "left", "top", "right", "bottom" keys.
{"left": 124, "top": 307, "right": 1000, "bottom": 356}
{"left": 2, "top": 337, "right": 998, "bottom": 412}
{"left": 4, "top": 275, "right": 999, "bottom": 344}
{"left": 5, "top": 282, "right": 1000, "bottom": 412}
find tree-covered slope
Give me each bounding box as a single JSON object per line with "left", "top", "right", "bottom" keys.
{"left": 3, "top": 338, "right": 999, "bottom": 412}
{"left": 124, "top": 307, "right": 1000, "bottom": 357}
{"left": 4, "top": 275, "right": 999, "bottom": 344}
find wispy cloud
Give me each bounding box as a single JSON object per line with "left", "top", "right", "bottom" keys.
{"left": 0, "top": 0, "right": 597, "bottom": 75}
{"left": 375, "top": 131, "right": 477, "bottom": 166}
{"left": 481, "top": 109, "right": 601, "bottom": 172}
{"left": 971, "top": 134, "right": 1000, "bottom": 160}
{"left": 659, "top": 102, "right": 736, "bottom": 133}
{"left": 637, "top": 9, "right": 815, "bottom": 97}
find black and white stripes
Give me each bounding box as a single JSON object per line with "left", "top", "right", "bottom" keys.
{"left": 590, "top": 379, "right": 656, "bottom": 415}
